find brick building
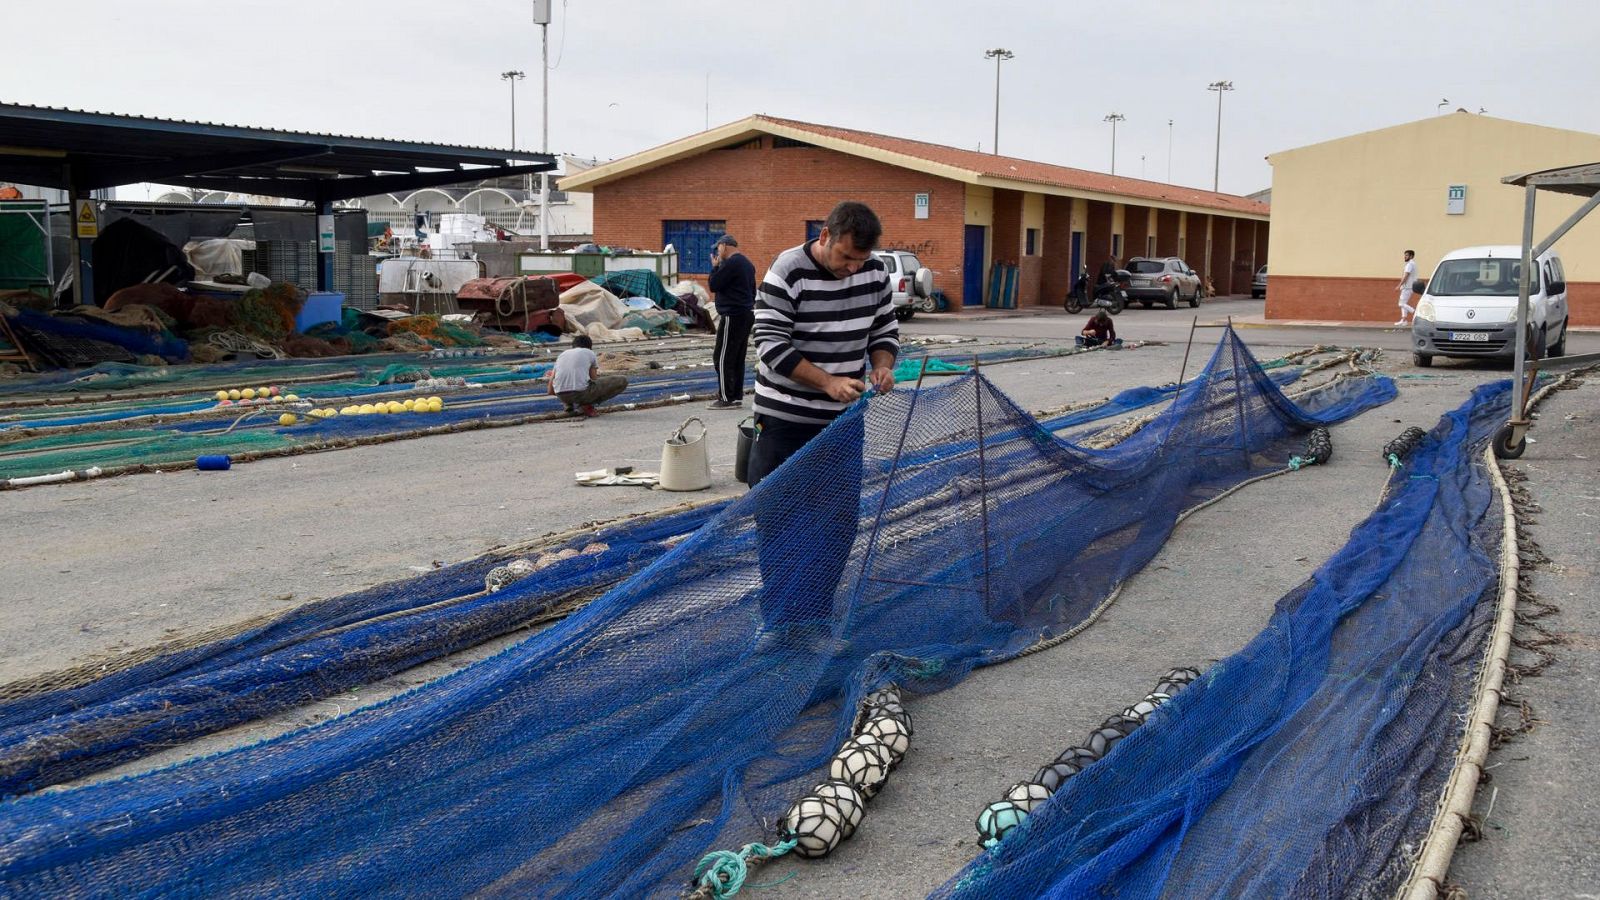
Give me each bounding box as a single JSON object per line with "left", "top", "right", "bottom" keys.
{"left": 560, "top": 116, "right": 1270, "bottom": 308}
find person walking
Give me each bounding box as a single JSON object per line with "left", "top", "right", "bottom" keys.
{"left": 706, "top": 235, "right": 756, "bottom": 409}
{"left": 547, "top": 334, "right": 628, "bottom": 417}
{"left": 1395, "top": 249, "right": 1419, "bottom": 326}
{"left": 747, "top": 200, "right": 899, "bottom": 631}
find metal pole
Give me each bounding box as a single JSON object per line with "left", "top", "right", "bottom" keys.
{"left": 992, "top": 54, "right": 1002, "bottom": 155}
{"left": 973, "top": 356, "right": 992, "bottom": 612}
{"left": 540, "top": 21, "right": 550, "bottom": 251}
{"left": 1511, "top": 184, "right": 1536, "bottom": 421}
{"left": 1213, "top": 89, "right": 1223, "bottom": 191}
{"left": 509, "top": 77, "right": 517, "bottom": 148}
{"left": 1111, "top": 119, "right": 1118, "bottom": 175}
{"left": 1167, "top": 119, "right": 1173, "bottom": 183}
{"left": 66, "top": 164, "right": 83, "bottom": 307}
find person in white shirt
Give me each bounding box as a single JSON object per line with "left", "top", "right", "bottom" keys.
{"left": 1395, "top": 250, "right": 1418, "bottom": 326}
{"left": 547, "top": 334, "right": 628, "bottom": 417}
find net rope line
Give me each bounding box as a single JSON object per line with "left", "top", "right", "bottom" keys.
{"left": 0, "top": 495, "right": 731, "bottom": 702}
{"left": 1400, "top": 366, "right": 1592, "bottom": 899}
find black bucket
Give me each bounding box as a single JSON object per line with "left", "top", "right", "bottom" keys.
{"left": 734, "top": 416, "right": 756, "bottom": 485}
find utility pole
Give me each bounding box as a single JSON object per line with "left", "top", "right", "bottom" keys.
{"left": 1103, "top": 113, "right": 1125, "bottom": 175}
{"left": 1207, "top": 80, "right": 1234, "bottom": 192}
{"left": 1167, "top": 119, "right": 1174, "bottom": 183}
{"left": 984, "top": 48, "right": 1014, "bottom": 155}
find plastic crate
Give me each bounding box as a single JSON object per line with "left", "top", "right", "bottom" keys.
{"left": 296, "top": 292, "right": 343, "bottom": 332}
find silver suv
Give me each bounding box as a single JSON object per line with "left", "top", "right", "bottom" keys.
{"left": 871, "top": 249, "right": 935, "bottom": 321}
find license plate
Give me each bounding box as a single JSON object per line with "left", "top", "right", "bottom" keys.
{"left": 1449, "top": 332, "right": 1490, "bottom": 342}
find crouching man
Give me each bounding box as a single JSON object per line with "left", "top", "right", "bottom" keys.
{"left": 548, "top": 334, "right": 628, "bottom": 417}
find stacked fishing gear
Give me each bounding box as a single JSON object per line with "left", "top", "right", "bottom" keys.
{"left": 974, "top": 667, "right": 1202, "bottom": 847}
{"left": 782, "top": 685, "right": 914, "bottom": 857}
{"left": 688, "top": 686, "right": 914, "bottom": 898}
{"left": 1289, "top": 425, "right": 1333, "bottom": 470}
{"left": 1383, "top": 425, "right": 1427, "bottom": 468}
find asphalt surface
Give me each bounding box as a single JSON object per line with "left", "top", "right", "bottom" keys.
{"left": 2, "top": 297, "right": 1595, "bottom": 895}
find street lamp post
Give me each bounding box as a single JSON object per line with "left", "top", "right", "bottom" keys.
{"left": 1167, "top": 119, "right": 1174, "bottom": 182}
{"left": 500, "top": 70, "right": 525, "bottom": 148}
{"left": 1103, "top": 113, "right": 1125, "bottom": 175}
{"left": 1207, "top": 80, "right": 1234, "bottom": 192}
{"left": 984, "top": 48, "right": 1014, "bottom": 155}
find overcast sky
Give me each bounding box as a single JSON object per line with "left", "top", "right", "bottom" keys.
{"left": 6, "top": 0, "right": 1598, "bottom": 197}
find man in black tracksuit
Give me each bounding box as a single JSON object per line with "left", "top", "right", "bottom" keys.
{"left": 706, "top": 235, "right": 756, "bottom": 409}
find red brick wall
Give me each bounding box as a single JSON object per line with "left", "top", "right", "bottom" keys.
{"left": 1231, "top": 220, "right": 1257, "bottom": 296}
{"left": 1268, "top": 275, "right": 1600, "bottom": 325}
{"left": 1207, "top": 217, "right": 1230, "bottom": 294}
{"left": 1183, "top": 213, "right": 1206, "bottom": 273}
{"left": 1156, "top": 209, "right": 1180, "bottom": 257}
{"left": 1018, "top": 257, "right": 1043, "bottom": 306}
{"left": 1123, "top": 206, "right": 1150, "bottom": 264}
{"left": 1086, "top": 200, "right": 1114, "bottom": 274}
{"left": 992, "top": 190, "right": 1022, "bottom": 266}
{"left": 1041, "top": 196, "right": 1074, "bottom": 305}
{"left": 591, "top": 139, "right": 970, "bottom": 303}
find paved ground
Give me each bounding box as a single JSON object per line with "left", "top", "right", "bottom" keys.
{"left": 3, "top": 298, "right": 1595, "bottom": 895}
{"left": 1447, "top": 385, "right": 1600, "bottom": 897}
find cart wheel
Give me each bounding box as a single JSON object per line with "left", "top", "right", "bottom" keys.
{"left": 1492, "top": 424, "right": 1526, "bottom": 460}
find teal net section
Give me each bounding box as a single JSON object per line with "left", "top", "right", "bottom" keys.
{"left": 0, "top": 330, "right": 1396, "bottom": 897}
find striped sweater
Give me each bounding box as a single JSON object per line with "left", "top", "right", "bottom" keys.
{"left": 753, "top": 241, "right": 900, "bottom": 424}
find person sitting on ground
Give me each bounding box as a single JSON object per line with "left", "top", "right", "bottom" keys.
{"left": 547, "top": 334, "right": 628, "bottom": 417}
{"left": 1076, "top": 309, "right": 1122, "bottom": 348}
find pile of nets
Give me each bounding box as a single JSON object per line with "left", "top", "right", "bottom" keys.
{"left": 937, "top": 379, "right": 1515, "bottom": 899}
{"left": 0, "top": 329, "right": 1398, "bottom": 896}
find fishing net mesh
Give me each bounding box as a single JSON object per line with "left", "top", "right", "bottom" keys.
{"left": 936, "top": 379, "right": 1512, "bottom": 900}
{"left": 0, "top": 331, "right": 1401, "bottom": 898}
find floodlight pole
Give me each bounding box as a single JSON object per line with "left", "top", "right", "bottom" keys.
{"left": 985, "top": 48, "right": 1013, "bottom": 155}
{"left": 1167, "top": 119, "right": 1174, "bottom": 182}
{"left": 1208, "top": 80, "right": 1234, "bottom": 192}
{"left": 500, "top": 70, "right": 525, "bottom": 149}
{"left": 1104, "top": 113, "right": 1125, "bottom": 175}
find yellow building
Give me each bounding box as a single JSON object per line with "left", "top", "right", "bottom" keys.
{"left": 1266, "top": 112, "right": 1600, "bottom": 325}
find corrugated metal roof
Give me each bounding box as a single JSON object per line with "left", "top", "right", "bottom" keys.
{"left": 0, "top": 101, "right": 555, "bottom": 202}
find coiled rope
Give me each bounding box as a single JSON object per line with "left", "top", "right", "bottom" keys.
{"left": 688, "top": 838, "right": 798, "bottom": 899}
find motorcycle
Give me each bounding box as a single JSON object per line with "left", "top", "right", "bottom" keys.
{"left": 1065, "top": 267, "right": 1129, "bottom": 315}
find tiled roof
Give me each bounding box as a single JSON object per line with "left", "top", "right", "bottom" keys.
{"left": 756, "top": 115, "right": 1268, "bottom": 216}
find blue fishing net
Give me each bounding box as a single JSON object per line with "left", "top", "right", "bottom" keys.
{"left": 937, "top": 379, "right": 1513, "bottom": 900}
{"left": 0, "top": 356, "right": 1318, "bottom": 794}
{"left": 0, "top": 329, "right": 1395, "bottom": 897}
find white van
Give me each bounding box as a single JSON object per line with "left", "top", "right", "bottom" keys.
{"left": 1412, "top": 245, "right": 1570, "bottom": 366}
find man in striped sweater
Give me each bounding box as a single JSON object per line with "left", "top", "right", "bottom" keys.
{"left": 746, "top": 201, "right": 900, "bottom": 487}
{"left": 746, "top": 201, "right": 898, "bottom": 631}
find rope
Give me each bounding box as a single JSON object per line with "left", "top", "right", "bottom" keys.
{"left": 208, "top": 330, "right": 286, "bottom": 360}
{"left": 688, "top": 839, "right": 797, "bottom": 899}
{"left": 1399, "top": 367, "right": 1589, "bottom": 899}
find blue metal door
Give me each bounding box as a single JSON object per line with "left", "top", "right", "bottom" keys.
{"left": 662, "top": 220, "right": 726, "bottom": 275}
{"left": 1070, "top": 231, "right": 1084, "bottom": 285}
{"left": 962, "top": 224, "right": 986, "bottom": 306}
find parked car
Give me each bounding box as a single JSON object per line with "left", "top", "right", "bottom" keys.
{"left": 1124, "top": 257, "right": 1202, "bottom": 309}
{"left": 1411, "top": 245, "right": 1569, "bottom": 367}
{"left": 1251, "top": 265, "right": 1268, "bottom": 298}
{"left": 871, "top": 249, "right": 935, "bottom": 320}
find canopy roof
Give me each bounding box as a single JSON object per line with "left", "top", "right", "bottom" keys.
{"left": 0, "top": 102, "right": 555, "bottom": 203}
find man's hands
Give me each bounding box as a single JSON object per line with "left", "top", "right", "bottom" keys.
{"left": 868, "top": 364, "right": 895, "bottom": 394}
{"left": 824, "top": 375, "right": 868, "bottom": 403}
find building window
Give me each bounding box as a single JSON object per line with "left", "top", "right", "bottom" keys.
{"left": 806, "top": 220, "right": 825, "bottom": 241}
{"left": 1112, "top": 234, "right": 1123, "bottom": 261}
{"left": 1025, "top": 228, "right": 1039, "bottom": 256}
{"left": 663, "top": 220, "right": 726, "bottom": 274}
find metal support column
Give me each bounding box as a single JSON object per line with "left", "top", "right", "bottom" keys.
{"left": 1510, "top": 184, "right": 1535, "bottom": 426}
{"left": 65, "top": 163, "right": 93, "bottom": 306}
{"left": 316, "top": 198, "right": 335, "bottom": 293}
